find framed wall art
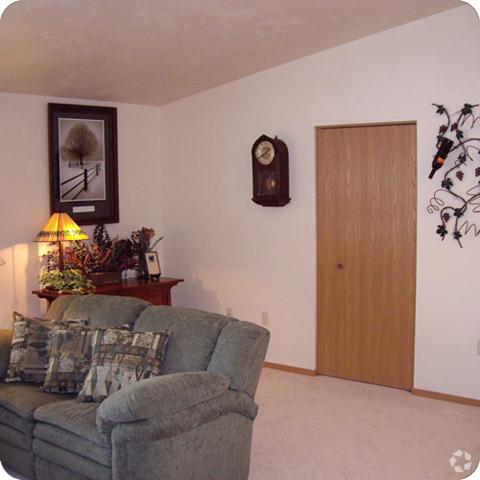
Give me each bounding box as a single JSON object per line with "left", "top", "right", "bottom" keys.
{"left": 48, "top": 103, "right": 119, "bottom": 225}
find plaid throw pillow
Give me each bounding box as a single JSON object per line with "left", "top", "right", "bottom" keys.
{"left": 78, "top": 328, "right": 170, "bottom": 402}
{"left": 6, "top": 312, "right": 51, "bottom": 383}
{"left": 41, "top": 325, "right": 93, "bottom": 394}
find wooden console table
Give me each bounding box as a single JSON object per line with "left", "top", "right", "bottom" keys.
{"left": 33, "top": 277, "right": 184, "bottom": 307}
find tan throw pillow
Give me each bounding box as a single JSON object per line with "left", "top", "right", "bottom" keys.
{"left": 78, "top": 328, "right": 169, "bottom": 402}
{"left": 41, "top": 324, "right": 93, "bottom": 394}
{"left": 6, "top": 312, "right": 51, "bottom": 383}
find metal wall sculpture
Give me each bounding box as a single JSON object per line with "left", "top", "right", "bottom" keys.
{"left": 428, "top": 103, "right": 480, "bottom": 248}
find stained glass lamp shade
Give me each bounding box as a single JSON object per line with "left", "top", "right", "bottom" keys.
{"left": 34, "top": 213, "right": 88, "bottom": 269}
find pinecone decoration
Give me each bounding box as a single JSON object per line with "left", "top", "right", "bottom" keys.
{"left": 456, "top": 171, "right": 464, "bottom": 181}
{"left": 442, "top": 212, "right": 451, "bottom": 223}
{"left": 476, "top": 167, "right": 480, "bottom": 177}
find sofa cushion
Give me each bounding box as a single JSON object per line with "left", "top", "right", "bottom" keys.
{"left": 36, "top": 457, "right": 97, "bottom": 480}
{"left": 0, "top": 383, "right": 74, "bottom": 474}
{"left": 0, "top": 439, "right": 35, "bottom": 479}
{"left": 33, "top": 398, "right": 112, "bottom": 474}
{"left": 45, "top": 295, "right": 78, "bottom": 322}
{"left": 34, "top": 398, "right": 109, "bottom": 447}
{"left": 0, "top": 404, "right": 34, "bottom": 434}
{"left": 60, "top": 295, "right": 150, "bottom": 329}
{"left": 134, "top": 306, "right": 231, "bottom": 374}
{"left": 6, "top": 312, "right": 51, "bottom": 383}
{"left": 207, "top": 320, "right": 270, "bottom": 397}
{"left": 78, "top": 328, "right": 170, "bottom": 402}
{"left": 0, "top": 423, "right": 32, "bottom": 450}
{"left": 33, "top": 439, "right": 112, "bottom": 480}
{"left": 34, "top": 423, "right": 111, "bottom": 467}
{"left": 0, "top": 383, "right": 73, "bottom": 426}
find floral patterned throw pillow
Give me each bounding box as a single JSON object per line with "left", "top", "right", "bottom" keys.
{"left": 78, "top": 328, "right": 170, "bottom": 402}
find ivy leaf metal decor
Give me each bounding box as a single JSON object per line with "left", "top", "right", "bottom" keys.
{"left": 436, "top": 224, "right": 448, "bottom": 239}
{"left": 441, "top": 178, "right": 453, "bottom": 191}
{"left": 428, "top": 103, "right": 480, "bottom": 248}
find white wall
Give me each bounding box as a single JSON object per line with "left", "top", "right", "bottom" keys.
{"left": 160, "top": 6, "right": 480, "bottom": 399}
{"left": 0, "top": 93, "right": 163, "bottom": 328}
{"left": 1, "top": 6, "right": 478, "bottom": 400}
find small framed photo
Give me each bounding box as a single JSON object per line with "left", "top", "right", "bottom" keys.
{"left": 145, "top": 251, "right": 161, "bottom": 278}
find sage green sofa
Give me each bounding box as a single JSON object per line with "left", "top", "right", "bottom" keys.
{"left": 0, "top": 295, "right": 270, "bottom": 480}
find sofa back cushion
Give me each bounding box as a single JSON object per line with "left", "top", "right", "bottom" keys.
{"left": 47, "top": 295, "right": 150, "bottom": 329}
{"left": 133, "top": 306, "right": 230, "bottom": 374}
{"left": 207, "top": 321, "right": 270, "bottom": 398}
{"left": 45, "top": 296, "right": 76, "bottom": 322}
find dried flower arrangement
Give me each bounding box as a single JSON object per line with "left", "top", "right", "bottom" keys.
{"left": 41, "top": 224, "right": 163, "bottom": 288}
{"left": 65, "top": 224, "right": 137, "bottom": 274}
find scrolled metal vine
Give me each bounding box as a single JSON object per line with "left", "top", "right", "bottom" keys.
{"left": 429, "top": 103, "right": 480, "bottom": 248}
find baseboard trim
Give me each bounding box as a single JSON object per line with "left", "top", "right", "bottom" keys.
{"left": 264, "top": 362, "right": 317, "bottom": 376}
{"left": 412, "top": 388, "right": 480, "bottom": 407}
{"left": 262, "top": 367, "right": 480, "bottom": 406}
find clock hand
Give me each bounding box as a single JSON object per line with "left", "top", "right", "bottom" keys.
{"left": 257, "top": 149, "right": 271, "bottom": 160}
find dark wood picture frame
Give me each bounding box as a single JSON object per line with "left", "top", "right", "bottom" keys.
{"left": 48, "top": 103, "right": 119, "bottom": 225}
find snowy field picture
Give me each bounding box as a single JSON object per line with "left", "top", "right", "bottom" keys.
{"left": 59, "top": 118, "right": 106, "bottom": 202}
{"left": 49, "top": 103, "right": 118, "bottom": 224}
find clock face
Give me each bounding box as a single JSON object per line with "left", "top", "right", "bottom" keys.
{"left": 255, "top": 141, "right": 275, "bottom": 165}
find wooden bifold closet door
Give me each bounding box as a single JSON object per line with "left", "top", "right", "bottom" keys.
{"left": 316, "top": 123, "right": 416, "bottom": 390}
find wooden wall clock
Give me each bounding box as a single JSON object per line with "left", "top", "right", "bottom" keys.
{"left": 251, "top": 134, "right": 290, "bottom": 207}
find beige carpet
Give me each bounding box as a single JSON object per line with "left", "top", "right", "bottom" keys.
{"left": 5, "top": 368, "right": 480, "bottom": 480}
{"left": 250, "top": 368, "right": 480, "bottom": 480}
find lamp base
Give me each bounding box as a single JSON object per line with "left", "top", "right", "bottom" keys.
{"left": 58, "top": 241, "right": 65, "bottom": 270}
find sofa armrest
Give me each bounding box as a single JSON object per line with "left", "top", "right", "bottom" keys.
{"left": 107, "top": 390, "right": 258, "bottom": 443}
{"left": 97, "top": 372, "right": 230, "bottom": 431}
{"left": 0, "top": 329, "right": 12, "bottom": 381}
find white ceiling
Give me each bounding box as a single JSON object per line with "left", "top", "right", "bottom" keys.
{"left": 0, "top": 0, "right": 462, "bottom": 106}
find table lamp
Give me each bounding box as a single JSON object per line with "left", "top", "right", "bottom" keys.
{"left": 34, "top": 213, "right": 88, "bottom": 270}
